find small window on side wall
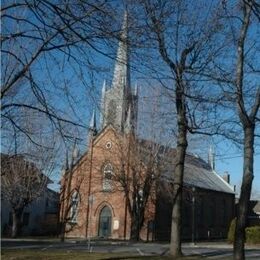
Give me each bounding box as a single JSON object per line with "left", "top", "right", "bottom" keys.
{"left": 103, "top": 163, "right": 113, "bottom": 191}
{"left": 70, "top": 191, "right": 79, "bottom": 223}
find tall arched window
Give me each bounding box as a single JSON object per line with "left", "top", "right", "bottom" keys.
{"left": 103, "top": 163, "right": 113, "bottom": 191}
{"left": 70, "top": 191, "right": 79, "bottom": 223}
{"left": 98, "top": 206, "right": 112, "bottom": 237}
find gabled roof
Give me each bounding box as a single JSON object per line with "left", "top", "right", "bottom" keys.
{"left": 63, "top": 124, "right": 122, "bottom": 174}
{"left": 93, "top": 123, "right": 122, "bottom": 146}
{"left": 1, "top": 153, "right": 52, "bottom": 184}
{"left": 248, "top": 200, "right": 260, "bottom": 215}
{"left": 183, "top": 156, "right": 235, "bottom": 194}
{"left": 136, "top": 139, "right": 235, "bottom": 194}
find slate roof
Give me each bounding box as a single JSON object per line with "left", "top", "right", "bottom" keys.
{"left": 149, "top": 149, "right": 235, "bottom": 194}
{"left": 137, "top": 140, "right": 235, "bottom": 195}
{"left": 183, "top": 154, "right": 235, "bottom": 194}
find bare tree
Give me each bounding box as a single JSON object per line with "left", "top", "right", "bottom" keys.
{"left": 1, "top": 105, "right": 59, "bottom": 237}
{"left": 0, "top": 2, "right": 124, "bottom": 238}
{"left": 224, "top": 1, "right": 259, "bottom": 259}
{"left": 202, "top": 1, "right": 260, "bottom": 258}
{"left": 114, "top": 134, "right": 169, "bottom": 241}
{"left": 1, "top": 151, "right": 55, "bottom": 238}
{"left": 1, "top": 0, "right": 120, "bottom": 146}
{"left": 135, "top": 0, "right": 226, "bottom": 256}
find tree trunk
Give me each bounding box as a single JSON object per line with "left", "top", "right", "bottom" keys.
{"left": 130, "top": 215, "right": 140, "bottom": 241}
{"left": 130, "top": 199, "right": 142, "bottom": 241}
{"left": 234, "top": 126, "right": 255, "bottom": 260}
{"left": 11, "top": 208, "right": 23, "bottom": 238}
{"left": 170, "top": 77, "right": 188, "bottom": 258}
{"left": 59, "top": 221, "right": 66, "bottom": 242}
{"left": 170, "top": 135, "right": 187, "bottom": 257}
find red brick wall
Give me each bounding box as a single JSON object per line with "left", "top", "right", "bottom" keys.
{"left": 60, "top": 126, "right": 155, "bottom": 240}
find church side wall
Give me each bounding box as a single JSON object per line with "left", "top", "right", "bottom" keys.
{"left": 155, "top": 185, "right": 235, "bottom": 241}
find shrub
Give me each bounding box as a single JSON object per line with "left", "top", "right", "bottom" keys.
{"left": 227, "top": 218, "right": 236, "bottom": 243}
{"left": 246, "top": 226, "right": 260, "bottom": 244}
{"left": 227, "top": 218, "right": 260, "bottom": 244}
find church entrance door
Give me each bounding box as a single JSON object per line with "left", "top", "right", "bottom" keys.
{"left": 98, "top": 206, "right": 112, "bottom": 238}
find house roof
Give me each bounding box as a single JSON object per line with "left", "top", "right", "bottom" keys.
{"left": 1, "top": 153, "right": 52, "bottom": 184}
{"left": 248, "top": 200, "right": 260, "bottom": 215}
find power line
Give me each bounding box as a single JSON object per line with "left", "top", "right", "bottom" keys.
{"left": 215, "top": 153, "right": 260, "bottom": 160}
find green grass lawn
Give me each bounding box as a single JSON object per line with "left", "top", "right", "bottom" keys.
{"left": 2, "top": 250, "right": 121, "bottom": 260}
{"left": 1, "top": 249, "right": 233, "bottom": 260}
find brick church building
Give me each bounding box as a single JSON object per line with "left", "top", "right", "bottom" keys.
{"left": 60, "top": 13, "right": 235, "bottom": 241}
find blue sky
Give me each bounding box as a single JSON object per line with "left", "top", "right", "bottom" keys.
{"left": 3, "top": 2, "right": 257, "bottom": 200}
{"left": 216, "top": 151, "right": 260, "bottom": 199}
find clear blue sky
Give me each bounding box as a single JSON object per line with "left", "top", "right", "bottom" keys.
{"left": 216, "top": 151, "right": 260, "bottom": 199}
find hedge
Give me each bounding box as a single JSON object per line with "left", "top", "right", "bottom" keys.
{"left": 228, "top": 218, "right": 260, "bottom": 244}
{"left": 246, "top": 226, "right": 260, "bottom": 244}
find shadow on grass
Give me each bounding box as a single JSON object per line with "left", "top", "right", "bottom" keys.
{"left": 2, "top": 250, "right": 234, "bottom": 260}
{"left": 101, "top": 255, "right": 207, "bottom": 260}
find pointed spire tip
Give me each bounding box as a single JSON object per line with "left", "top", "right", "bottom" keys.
{"left": 90, "top": 109, "right": 96, "bottom": 129}
{"left": 134, "top": 82, "right": 138, "bottom": 96}
{"left": 102, "top": 80, "right": 106, "bottom": 92}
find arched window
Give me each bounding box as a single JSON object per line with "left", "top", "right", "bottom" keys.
{"left": 103, "top": 163, "right": 113, "bottom": 191}
{"left": 98, "top": 206, "right": 112, "bottom": 237}
{"left": 70, "top": 191, "right": 79, "bottom": 223}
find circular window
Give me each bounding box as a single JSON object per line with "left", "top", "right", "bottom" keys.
{"left": 105, "top": 141, "right": 112, "bottom": 149}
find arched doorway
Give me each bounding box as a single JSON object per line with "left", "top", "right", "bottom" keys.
{"left": 98, "top": 206, "right": 112, "bottom": 238}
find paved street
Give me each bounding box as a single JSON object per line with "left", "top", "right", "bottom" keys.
{"left": 2, "top": 239, "right": 260, "bottom": 259}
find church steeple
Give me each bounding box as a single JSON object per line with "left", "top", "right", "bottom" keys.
{"left": 89, "top": 110, "right": 97, "bottom": 143}
{"left": 124, "top": 105, "right": 132, "bottom": 133}
{"left": 111, "top": 11, "right": 130, "bottom": 91}
{"left": 100, "top": 80, "right": 106, "bottom": 127}
{"left": 100, "top": 11, "right": 138, "bottom": 134}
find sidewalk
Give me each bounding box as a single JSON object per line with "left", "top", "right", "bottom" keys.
{"left": 182, "top": 242, "right": 260, "bottom": 250}
{"left": 1, "top": 237, "right": 259, "bottom": 250}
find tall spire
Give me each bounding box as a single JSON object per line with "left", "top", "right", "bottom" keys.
{"left": 88, "top": 110, "right": 97, "bottom": 145}
{"left": 100, "top": 11, "right": 137, "bottom": 133}
{"left": 101, "top": 80, "right": 106, "bottom": 99}
{"left": 208, "top": 145, "right": 215, "bottom": 171}
{"left": 134, "top": 82, "right": 138, "bottom": 96}
{"left": 111, "top": 11, "right": 130, "bottom": 90}
{"left": 124, "top": 105, "right": 132, "bottom": 133}
{"left": 72, "top": 146, "right": 79, "bottom": 162}
{"left": 100, "top": 80, "right": 106, "bottom": 128}
{"left": 89, "top": 110, "right": 97, "bottom": 132}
